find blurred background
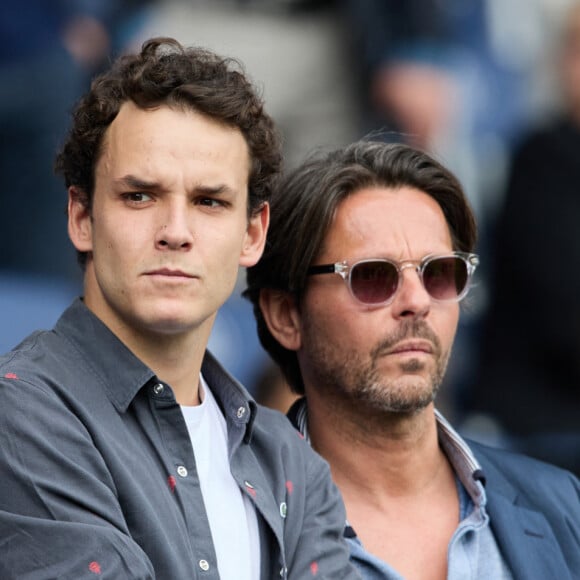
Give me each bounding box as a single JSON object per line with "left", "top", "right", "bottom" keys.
{"left": 2, "top": 0, "right": 579, "bottom": 475}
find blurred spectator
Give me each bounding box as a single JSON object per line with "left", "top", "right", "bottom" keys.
{"left": 463, "top": 1, "right": 580, "bottom": 476}
{"left": 340, "top": 0, "right": 561, "bottom": 218}
{"left": 1, "top": 3, "right": 92, "bottom": 283}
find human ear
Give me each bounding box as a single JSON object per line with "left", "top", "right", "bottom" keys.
{"left": 67, "top": 186, "right": 93, "bottom": 252}
{"left": 239, "top": 202, "right": 269, "bottom": 268}
{"left": 259, "top": 288, "right": 302, "bottom": 351}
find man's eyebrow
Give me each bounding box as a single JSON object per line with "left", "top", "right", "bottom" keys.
{"left": 113, "top": 176, "right": 236, "bottom": 196}
{"left": 193, "top": 184, "right": 235, "bottom": 196}
{"left": 114, "top": 175, "right": 160, "bottom": 190}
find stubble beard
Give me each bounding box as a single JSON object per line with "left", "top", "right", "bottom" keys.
{"left": 304, "top": 318, "right": 451, "bottom": 417}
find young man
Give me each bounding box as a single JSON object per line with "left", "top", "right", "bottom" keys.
{"left": 246, "top": 141, "right": 580, "bottom": 579}
{"left": 0, "top": 38, "right": 358, "bottom": 579}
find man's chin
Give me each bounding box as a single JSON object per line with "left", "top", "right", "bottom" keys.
{"left": 136, "top": 310, "right": 200, "bottom": 337}
{"left": 382, "top": 398, "right": 434, "bottom": 415}
{"left": 356, "top": 379, "right": 437, "bottom": 415}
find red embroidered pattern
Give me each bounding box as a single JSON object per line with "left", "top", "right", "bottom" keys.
{"left": 88, "top": 561, "right": 102, "bottom": 574}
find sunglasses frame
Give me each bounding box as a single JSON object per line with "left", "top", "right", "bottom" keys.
{"left": 306, "top": 251, "right": 479, "bottom": 306}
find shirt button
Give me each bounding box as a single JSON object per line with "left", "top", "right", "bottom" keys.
{"left": 153, "top": 383, "right": 164, "bottom": 395}
{"left": 236, "top": 406, "right": 246, "bottom": 418}
{"left": 199, "top": 559, "right": 210, "bottom": 571}
{"left": 279, "top": 502, "right": 287, "bottom": 518}
{"left": 177, "top": 465, "right": 188, "bottom": 478}
{"left": 279, "top": 566, "right": 288, "bottom": 577}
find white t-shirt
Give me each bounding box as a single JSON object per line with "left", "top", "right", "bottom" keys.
{"left": 180, "top": 375, "right": 260, "bottom": 579}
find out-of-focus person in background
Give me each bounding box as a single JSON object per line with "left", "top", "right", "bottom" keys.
{"left": 463, "top": 1, "right": 580, "bottom": 476}
{"left": 338, "top": 0, "right": 538, "bottom": 218}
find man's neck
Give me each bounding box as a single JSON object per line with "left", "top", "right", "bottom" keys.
{"left": 84, "top": 304, "right": 211, "bottom": 406}
{"left": 306, "top": 394, "right": 459, "bottom": 580}
{"left": 139, "top": 333, "right": 207, "bottom": 406}
{"left": 307, "top": 393, "right": 447, "bottom": 498}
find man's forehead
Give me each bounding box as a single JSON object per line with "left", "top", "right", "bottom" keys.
{"left": 95, "top": 101, "right": 251, "bottom": 186}
{"left": 321, "top": 186, "right": 452, "bottom": 256}
{"left": 335, "top": 186, "right": 444, "bottom": 227}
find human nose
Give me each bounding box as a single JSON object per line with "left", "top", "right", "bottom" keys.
{"left": 391, "top": 264, "right": 431, "bottom": 319}
{"left": 154, "top": 200, "right": 194, "bottom": 251}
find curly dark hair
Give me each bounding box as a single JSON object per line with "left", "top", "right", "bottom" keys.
{"left": 245, "top": 141, "right": 477, "bottom": 394}
{"left": 55, "top": 37, "right": 282, "bottom": 268}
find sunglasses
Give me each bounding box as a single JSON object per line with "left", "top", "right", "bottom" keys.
{"left": 306, "top": 252, "right": 479, "bottom": 306}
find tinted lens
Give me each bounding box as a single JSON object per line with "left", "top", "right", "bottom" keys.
{"left": 423, "top": 256, "right": 468, "bottom": 300}
{"left": 350, "top": 260, "right": 399, "bottom": 304}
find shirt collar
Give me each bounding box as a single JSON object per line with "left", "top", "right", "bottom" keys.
{"left": 55, "top": 299, "right": 155, "bottom": 412}
{"left": 201, "top": 350, "right": 258, "bottom": 443}
{"left": 56, "top": 299, "right": 258, "bottom": 440}
{"left": 435, "top": 409, "right": 487, "bottom": 507}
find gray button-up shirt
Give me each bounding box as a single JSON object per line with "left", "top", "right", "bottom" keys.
{"left": 0, "top": 299, "right": 358, "bottom": 579}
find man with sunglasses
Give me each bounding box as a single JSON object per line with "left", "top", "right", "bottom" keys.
{"left": 245, "top": 141, "right": 580, "bottom": 579}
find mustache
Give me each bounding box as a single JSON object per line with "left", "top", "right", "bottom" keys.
{"left": 371, "top": 319, "right": 442, "bottom": 359}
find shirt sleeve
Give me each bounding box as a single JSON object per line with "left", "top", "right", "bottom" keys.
{"left": 0, "top": 377, "right": 155, "bottom": 579}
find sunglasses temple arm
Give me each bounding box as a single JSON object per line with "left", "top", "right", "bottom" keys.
{"left": 307, "top": 264, "right": 338, "bottom": 276}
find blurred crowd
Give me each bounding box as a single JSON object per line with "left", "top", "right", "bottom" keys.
{"left": 2, "top": 0, "right": 579, "bottom": 474}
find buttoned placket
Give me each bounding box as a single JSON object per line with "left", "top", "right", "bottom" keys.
{"left": 150, "top": 380, "right": 220, "bottom": 578}
{"left": 225, "top": 400, "right": 290, "bottom": 579}
{"left": 150, "top": 374, "right": 291, "bottom": 579}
